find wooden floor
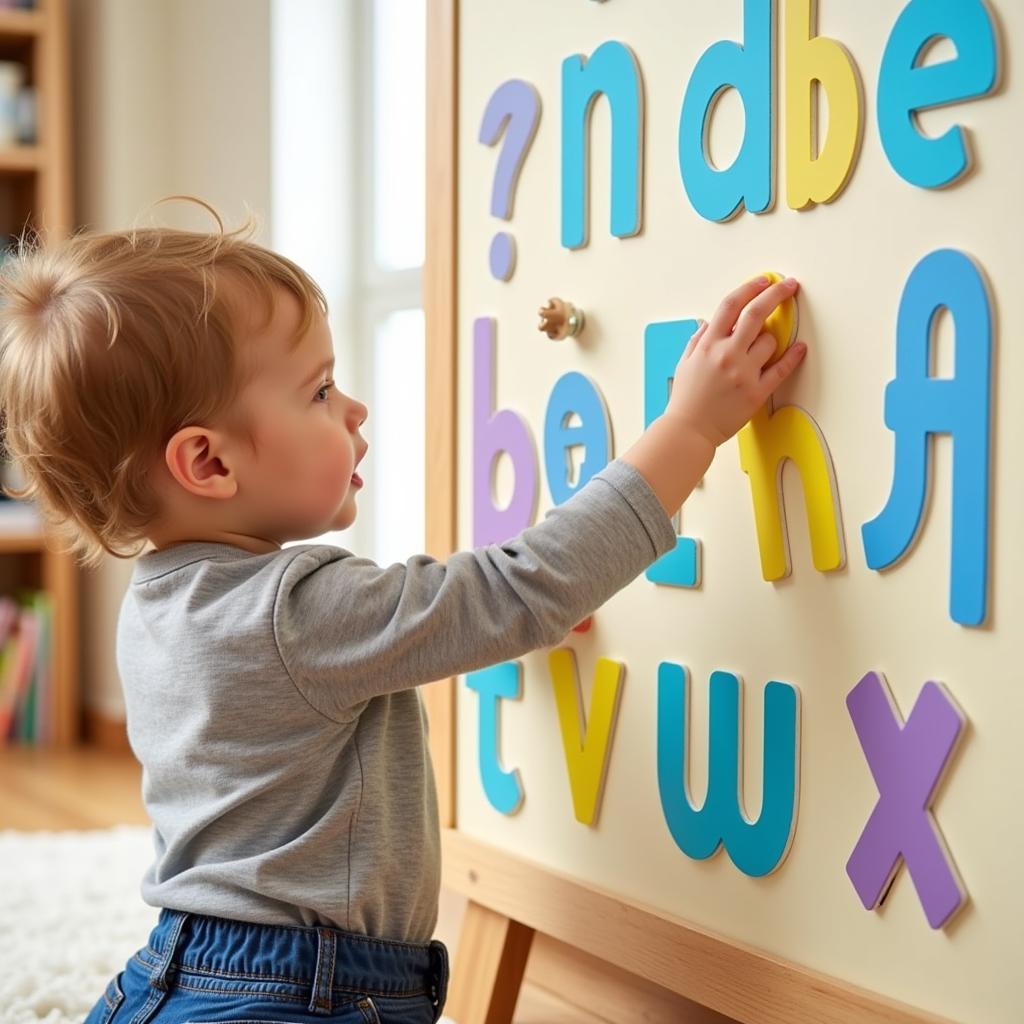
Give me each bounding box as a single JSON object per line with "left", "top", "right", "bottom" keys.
{"left": 0, "top": 743, "right": 600, "bottom": 1024}
{"left": 0, "top": 743, "right": 149, "bottom": 830}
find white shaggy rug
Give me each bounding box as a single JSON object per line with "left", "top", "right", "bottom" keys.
{"left": 0, "top": 826, "right": 159, "bottom": 1024}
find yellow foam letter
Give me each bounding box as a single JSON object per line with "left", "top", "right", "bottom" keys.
{"left": 549, "top": 648, "right": 624, "bottom": 826}
{"left": 785, "top": 0, "right": 862, "bottom": 209}
{"left": 738, "top": 404, "right": 845, "bottom": 580}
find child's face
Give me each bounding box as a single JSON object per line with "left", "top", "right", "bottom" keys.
{"left": 230, "top": 284, "right": 369, "bottom": 542}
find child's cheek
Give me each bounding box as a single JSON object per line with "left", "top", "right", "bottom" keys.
{"left": 324, "top": 435, "right": 355, "bottom": 501}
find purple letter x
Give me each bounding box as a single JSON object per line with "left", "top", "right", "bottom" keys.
{"left": 846, "top": 671, "right": 967, "bottom": 929}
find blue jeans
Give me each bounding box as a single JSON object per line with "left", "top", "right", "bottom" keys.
{"left": 83, "top": 908, "right": 450, "bottom": 1024}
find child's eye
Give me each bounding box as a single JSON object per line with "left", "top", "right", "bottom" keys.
{"left": 314, "top": 379, "right": 335, "bottom": 402}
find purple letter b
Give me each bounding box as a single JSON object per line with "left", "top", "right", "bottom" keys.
{"left": 473, "top": 317, "right": 538, "bottom": 546}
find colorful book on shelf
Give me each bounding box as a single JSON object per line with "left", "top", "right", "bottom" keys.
{"left": 0, "top": 600, "right": 12, "bottom": 738}
{"left": 0, "top": 594, "right": 18, "bottom": 647}
{"left": 0, "top": 596, "right": 38, "bottom": 740}
{"left": 4, "top": 590, "right": 42, "bottom": 741}
{"left": 15, "top": 651, "right": 33, "bottom": 741}
{"left": 14, "top": 590, "right": 47, "bottom": 742}
{"left": 0, "top": 613, "right": 22, "bottom": 739}
{"left": 0, "top": 639, "right": 12, "bottom": 731}
{"left": 32, "top": 591, "right": 49, "bottom": 743}
{"left": 9, "top": 607, "right": 37, "bottom": 740}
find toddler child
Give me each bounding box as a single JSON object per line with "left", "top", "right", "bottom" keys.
{"left": 0, "top": 195, "right": 805, "bottom": 1024}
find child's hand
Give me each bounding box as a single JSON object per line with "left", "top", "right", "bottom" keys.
{"left": 665, "top": 276, "right": 807, "bottom": 448}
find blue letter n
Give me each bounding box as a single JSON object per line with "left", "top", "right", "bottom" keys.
{"left": 562, "top": 41, "right": 643, "bottom": 249}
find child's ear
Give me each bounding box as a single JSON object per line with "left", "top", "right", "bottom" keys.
{"left": 163, "top": 425, "right": 238, "bottom": 499}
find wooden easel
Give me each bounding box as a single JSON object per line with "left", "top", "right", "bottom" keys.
{"left": 437, "top": 830, "right": 949, "bottom": 1024}
{"left": 446, "top": 898, "right": 534, "bottom": 1024}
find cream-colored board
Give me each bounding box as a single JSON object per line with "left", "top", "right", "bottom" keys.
{"left": 455, "top": 2, "right": 1022, "bottom": 1022}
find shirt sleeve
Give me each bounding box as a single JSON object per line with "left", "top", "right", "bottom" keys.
{"left": 272, "top": 457, "right": 678, "bottom": 720}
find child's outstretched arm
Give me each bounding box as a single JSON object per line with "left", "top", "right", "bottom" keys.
{"left": 273, "top": 276, "right": 806, "bottom": 720}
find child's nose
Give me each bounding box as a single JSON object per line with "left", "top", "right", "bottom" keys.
{"left": 348, "top": 398, "right": 368, "bottom": 429}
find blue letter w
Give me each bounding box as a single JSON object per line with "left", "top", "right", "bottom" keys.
{"left": 657, "top": 664, "right": 799, "bottom": 877}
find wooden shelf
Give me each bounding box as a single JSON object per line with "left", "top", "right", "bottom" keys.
{"left": 0, "top": 0, "right": 73, "bottom": 246}
{"left": 0, "top": 144, "right": 42, "bottom": 173}
{"left": 0, "top": 0, "right": 78, "bottom": 747}
{"left": 0, "top": 9, "right": 44, "bottom": 42}
{"left": 0, "top": 526, "right": 46, "bottom": 553}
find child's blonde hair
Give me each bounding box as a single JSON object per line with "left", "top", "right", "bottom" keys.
{"left": 0, "top": 194, "right": 328, "bottom": 570}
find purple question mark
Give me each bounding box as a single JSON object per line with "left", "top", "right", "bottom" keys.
{"left": 479, "top": 80, "right": 541, "bottom": 281}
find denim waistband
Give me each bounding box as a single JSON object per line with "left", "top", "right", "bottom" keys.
{"left": 139, "top": 908, "right": 448, "bottom": 1016}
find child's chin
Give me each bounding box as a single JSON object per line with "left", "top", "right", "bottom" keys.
{"left": 331, "top": 505, "right": 357, "bottom": 529}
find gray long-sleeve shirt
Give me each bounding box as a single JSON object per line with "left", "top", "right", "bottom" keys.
{"left": 117, "top": 457, "right": 678, "bottom": 942}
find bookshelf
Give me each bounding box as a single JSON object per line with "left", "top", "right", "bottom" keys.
{"left": 0, "top": 0, "right": 79, "bottom": 747}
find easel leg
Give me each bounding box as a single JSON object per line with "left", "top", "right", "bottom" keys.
{"left": 446, "top": 900, "right": 535, "bottom": 1024}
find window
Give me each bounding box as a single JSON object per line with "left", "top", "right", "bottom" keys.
{"left": 271, "top": 0, "right": 426, "bottom": 563}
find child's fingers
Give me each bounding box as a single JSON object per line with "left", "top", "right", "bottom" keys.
{"left": 683, "top": 319, "right": 708, "bottom": 357}
{"left": 707, "top": 277, "right": 773, "bottom": 338}
{"left": 733, "top": 278, "right": 799, "bottom": 348}
{"left": 747, "top": 330, "right": 777, "bottom": 367}
{"left": 756, "top": 339, "right": 808, "bottom": 401}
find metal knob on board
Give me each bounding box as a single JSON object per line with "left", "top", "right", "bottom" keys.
{"left": 537, "top": 297, "right": 585, "bottom": 341}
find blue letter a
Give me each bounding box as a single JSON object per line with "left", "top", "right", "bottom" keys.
{"left": 862, "top": 249, "right": 993, "bottom": 626}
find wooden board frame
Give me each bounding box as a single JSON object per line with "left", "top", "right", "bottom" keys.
{"left": 421, "top": 2, "right": 952, "bottom": 1020}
